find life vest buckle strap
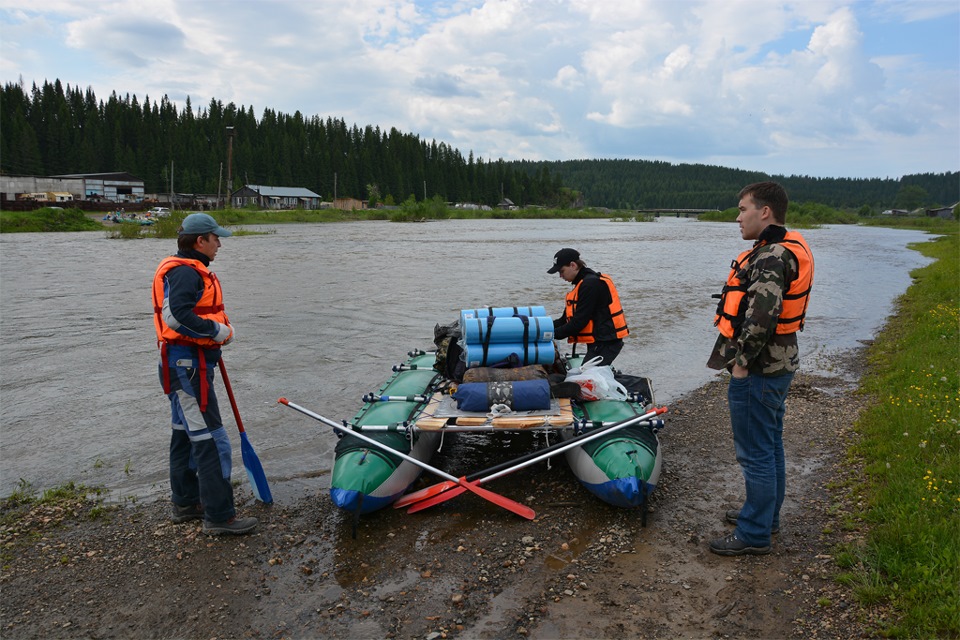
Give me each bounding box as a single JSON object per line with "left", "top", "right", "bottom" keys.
{"left": 160, "top": 341, "right": 211, "bottom": 412}
{"left": 160, "top": 343, "right": 172, "bottom": 395}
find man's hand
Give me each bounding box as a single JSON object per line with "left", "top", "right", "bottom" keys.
{"left": 214, "top": 322, "right": 234, "bottom": 344}
{"left": 731, "top": 363, "right": 749, "bottom": 379}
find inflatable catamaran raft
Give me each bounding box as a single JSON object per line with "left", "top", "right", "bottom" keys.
{"left": 280, "top": 306, "right": 667, "bottom": 521}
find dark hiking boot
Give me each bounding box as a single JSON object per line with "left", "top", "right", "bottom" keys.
{"left": 202, "top": 516, "right": 259, "bottom": 536}
{"left": 725, "top": 509, "right": 780, "bottom": 534}
{"left": 709, "top": 533, "right": 771, "bottom": 556}
{"left": 171, "top": 503, "right": 204, "bottom": 524}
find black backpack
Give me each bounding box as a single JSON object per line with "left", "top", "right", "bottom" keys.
{"left": 433, "top": 322, "right": 466, "bottom": 382}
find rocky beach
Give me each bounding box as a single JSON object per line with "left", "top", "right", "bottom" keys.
{"left": 1, "top": 347, "right": 880, "bottom": 640}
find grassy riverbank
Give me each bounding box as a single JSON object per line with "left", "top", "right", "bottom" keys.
{"left": 839, "top": 224, "right": 959, "bottom": 637}
{"left": 0, "top": 207, "right": 104, "bottom": 232}
{"left": 3, "top": 203, "right": 954, "bottom": 234}
{"left": 0, "top": 205, "right": 631, "bottom": 235}
{"left": 699, "top": 200, "right": 861, "bottom": 226}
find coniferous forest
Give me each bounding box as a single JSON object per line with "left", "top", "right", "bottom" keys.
{"left": 512, "top": 160, "right": 959, "bottom": 211}
{"left": 2, "top": 79, "right": 957, "bottom": 210}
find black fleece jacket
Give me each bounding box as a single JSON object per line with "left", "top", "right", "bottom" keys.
{"left": 553, "top": 267, "right": 619, "bottom": 342}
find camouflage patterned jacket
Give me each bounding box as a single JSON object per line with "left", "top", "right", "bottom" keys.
{"left": 707, "top": 225, "right": 801, "bottom": 377}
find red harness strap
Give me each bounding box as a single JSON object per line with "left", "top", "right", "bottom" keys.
{"left": 160, "top": 342, "right": 210, "bottom": 412}
{"left": 160, "top": 343, "right": 172, "bottom": 395}
{"left": 197, "top": 351, "right": 209, "bottom": 412}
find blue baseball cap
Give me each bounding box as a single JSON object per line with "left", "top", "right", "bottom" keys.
{"left": 179, "top": 213, "right": 232, "bottom": 237}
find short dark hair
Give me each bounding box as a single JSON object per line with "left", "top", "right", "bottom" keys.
{"left": 738, "top": 181, "right": 788, "bottom": 224}
{"left": 177, "top": 232, "right": 209, "bottom": 252}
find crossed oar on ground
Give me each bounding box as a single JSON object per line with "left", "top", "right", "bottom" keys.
{"left": 279, "top": 397, "right": 666, "bottom": 519}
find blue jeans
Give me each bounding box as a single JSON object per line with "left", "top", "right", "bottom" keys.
{"left": 727, "top": 371, "right": 794, "bottom": 545}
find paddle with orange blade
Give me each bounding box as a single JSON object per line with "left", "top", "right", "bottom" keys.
{"left": 393, "top": 408, "right": 662, "bottom": 509}
{"left": 277, "top": 398, "right": 535, "bottom": 520}
{"left": 401, "top": 406, "right": 667, "bottom": 513}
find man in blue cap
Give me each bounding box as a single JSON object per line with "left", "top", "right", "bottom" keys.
{"left": 151, "top": 213, "right": 258, "bottom": 535}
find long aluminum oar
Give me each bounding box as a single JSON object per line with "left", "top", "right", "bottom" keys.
{"left": 361, "top": 393, "right": 429, "bottom": 403}
{"left": 404, "top": 406, "right": 667, "bottom": 513}
{"left": 394, "top": 406, "right": 666, "bottom": 508}
{"left": 220, "top": 359, "right": 273, "bottom": 504}
{"left": 278, "top": 398, "right": 535, "bottom": 519}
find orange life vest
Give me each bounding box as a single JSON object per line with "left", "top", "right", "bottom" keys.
{"left": 564, "top": 273, "right": 629, "bottom": 344}
{"left": 152, "top": 256, "right": 230, "bottom": 348}
{"left": 714, "top": 231, "right": 814, "bottom": 339}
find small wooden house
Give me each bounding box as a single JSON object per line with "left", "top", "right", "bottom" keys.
{"left": 230, "top": 185, "right": 322, "bottom": 210}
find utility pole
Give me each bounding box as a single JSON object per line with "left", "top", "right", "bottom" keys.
{"left": 225, "top": 126, "right": 235, "bottom": 207}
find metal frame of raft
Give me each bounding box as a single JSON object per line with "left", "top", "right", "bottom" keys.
{"left": 326, "top": 347, "right": 665, "bottom": 519}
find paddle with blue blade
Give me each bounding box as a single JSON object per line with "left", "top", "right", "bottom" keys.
{"left": 220, "top": 359, "right": 273, "bottom": 504}
{"left": 278, "top": 397, "right": 535, "bottom": 519}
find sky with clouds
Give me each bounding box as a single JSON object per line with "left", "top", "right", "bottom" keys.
{"left": 2, "top": 0, "right": 957, "bottom": 179}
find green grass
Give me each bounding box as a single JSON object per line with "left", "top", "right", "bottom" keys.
{"left": 0, "top": 480, "right": 108, "bottom": 527}
{"left": 838, "top": 220, "right": 959, "bottom": 637}
{"left": 103, "top": 204, "right": 659, "bottom": 237}
{"left": 12, "top": 202, "right": 947, "bottom": 236}
{"left": 699, "top": 201, "right": 860, "bottom": 226}
{"left": 860, "top": 215, "right": 958, "bottom": 232}
{"left": 427, "top": 206, "right": 618, "bottom": 220}
{"left": 0, "top": 481, "right": 113, "bottom": 567}
{"left": 0, "top": 207, "right": 104, "bottom": 232}
{"left": 699, "top": 204, "right": 958, "bottom": 237}
{"left": 105, "top": 220, "right": 149, "bottom": 238}
{"left": 2, "top": 204, "right": 631, "bottom": 238}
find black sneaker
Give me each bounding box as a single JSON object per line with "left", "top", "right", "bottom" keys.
{"left": 202, "top": 516, "right": 259, "bottom": 536}
{"left": 709, "top": 533, "right": 770, "bottom": 556}
{"left": 171, "top": 503, "right": 204, "bottom": 524}
{"left": 725, "top": 509, "right": 780, "bottom": 535}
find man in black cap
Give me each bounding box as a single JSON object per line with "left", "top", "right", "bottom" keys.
{"left": 547, "top": 248, "right": 629, "bottom": 366}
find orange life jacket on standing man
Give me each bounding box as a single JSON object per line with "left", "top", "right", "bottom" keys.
{"left": 152, "top": 256, "right": 230, "bottom": 411}
{"left": 152, "top": 256, "right": 230, "bottom": 348}
{"left": 713, "top": 231, "right": 814, "bottom": 339}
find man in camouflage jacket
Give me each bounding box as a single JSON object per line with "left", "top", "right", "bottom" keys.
{"left": 706, "top": 181, "right": 813, "bottom": 557}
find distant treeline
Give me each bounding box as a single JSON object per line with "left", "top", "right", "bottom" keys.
{"left": 2, "top": 79, "right": 956, "bottom": 211}
{"left": 508, "top": 159, "right": 959, "bottom": 212}
{"left": 0, "top": 80, "right": 565, "bottom": 208}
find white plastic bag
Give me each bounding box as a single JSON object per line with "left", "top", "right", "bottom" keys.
{"left": 565, "top": 355, "right": 604, "bottom": 377}
{"left": 564, "top": 363, "right": 629, "bottom": 401}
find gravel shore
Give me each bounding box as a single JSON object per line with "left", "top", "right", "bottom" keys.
{"left": 1, "top": 348, "right": 879, "bottom": 639}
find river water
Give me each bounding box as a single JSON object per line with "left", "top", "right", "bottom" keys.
{"left": 0, "top": 218, "right": 934, "bottom": 502}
